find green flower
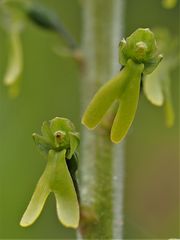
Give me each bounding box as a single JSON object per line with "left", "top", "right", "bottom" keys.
{"left": 20, "top": 117, "right": 80, "bottom": 228}
{"left": 82, "top": 28, "right": 163, "bottom": 143}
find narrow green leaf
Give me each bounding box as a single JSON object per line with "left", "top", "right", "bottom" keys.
{"left": 20, "top": 153, "right": 52, "bottom": 227}
{"left": 111, "top": 64, "right": 143, "bottom": 143}
{"left": 25, "top": 3, "right": 78, "bottom": 49}
{"left": 51, "top": 150, "right": 79, "bottom": 228}
{"left": 25, "top": 3, "right": 59, "bottom": 31}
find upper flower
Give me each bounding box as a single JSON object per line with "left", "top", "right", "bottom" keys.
{"left": 119, "top": 28, "right": 163, "bottom": 74}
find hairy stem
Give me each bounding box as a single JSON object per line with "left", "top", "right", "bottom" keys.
{"left": 79, "top": 0, "right": 125, "bottom": 238}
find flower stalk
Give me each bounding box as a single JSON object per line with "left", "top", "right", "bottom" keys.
{"left": 79, "top": 0, "right": 125, "bottom": 238}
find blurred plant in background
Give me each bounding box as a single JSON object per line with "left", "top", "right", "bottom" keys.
{"left": 0, "top": 0, "right": 25, "bottom": 97}
{"left": 0, "top": 0, "right": 81, "bottom": 97}
{"left": 162, "top": 0, "right": 178, "bottom": 9}
{"left": 144, "top": 28, "right": 179, "bottom": 127}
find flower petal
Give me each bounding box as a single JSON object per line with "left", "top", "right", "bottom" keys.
{"left": 82, "top": 61, "right": 136, "bottom": 129}
{"left": 144, "top": 66, "right": 164, "bottom": 106}
{"left": 51, "top": 150, "right": 79, "bottom": 228}
{"left": 111, "top": 63, "right": 143, "bottom": 143}
{"left": 20, "top": 153, "right": 53, "bottom": 227}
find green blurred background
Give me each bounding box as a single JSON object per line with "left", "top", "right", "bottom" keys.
{"left": 0, "top": 0, "right": 179, "bottom": 239}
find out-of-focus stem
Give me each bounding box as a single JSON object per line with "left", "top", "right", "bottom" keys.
{"left": 79, "top": 0, "right": 125, "bottom": 238}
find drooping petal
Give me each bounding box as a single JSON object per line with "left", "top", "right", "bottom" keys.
{"left": 144, "top": 59, "right": 175, "bottom": 127}
{"left": 4, "top": 26, "right": 23, "bottom": 97}
{"left": 51, "top": 150, "right": 79, "bottom": 228}
{"left": 144, "top": 66, "right": 164, "bottom": 106}
{"left": 20, "top": 153, "right": 53, "bottom": 227}
{"left": 111, "top": 63, "right": 143, "bottom": 143}
{"left": 81, "top": 71, "right": 123, "bottom": 129}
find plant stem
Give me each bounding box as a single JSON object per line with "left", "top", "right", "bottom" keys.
{"left": 79, "top": 0, "right": 125, "bottom": 238}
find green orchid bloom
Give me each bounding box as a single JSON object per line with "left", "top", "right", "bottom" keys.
{"left": 20, "top": 117, "right": 80, "bottom": 228}
{"left": 82, "top": 28, "right": 163, "bottom": 143}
